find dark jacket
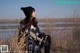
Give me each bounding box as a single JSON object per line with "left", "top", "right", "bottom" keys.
{"left": 18, "top": 17, "right": 38, "bottom": 42}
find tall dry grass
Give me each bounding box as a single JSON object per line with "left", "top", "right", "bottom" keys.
{"left": 0, "top": 18, "right": 80, "bottom": 53}
{"left": 41, "top": 18, "right": 80, "bottom": 53}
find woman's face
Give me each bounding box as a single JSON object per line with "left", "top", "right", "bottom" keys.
{"left": 32, "top": 11, "right": 36, "bottom": 17}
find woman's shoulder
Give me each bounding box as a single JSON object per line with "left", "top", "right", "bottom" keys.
{"left": 20, "top": 19, "right": 24, "bottom": 24}
{"left": 20, "top": 18, "right": 28, "bottom": 25}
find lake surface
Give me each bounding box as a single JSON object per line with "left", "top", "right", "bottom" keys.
{"left": 0, "top": 22, "right": 80, "bottom": 39}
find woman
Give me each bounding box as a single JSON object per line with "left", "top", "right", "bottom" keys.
{"left": 18, "top": 6, "right": 51, "bottom": 53}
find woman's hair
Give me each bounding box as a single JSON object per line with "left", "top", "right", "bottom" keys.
{"left": 21, "top": 6, "right": 35, "bottom": 18}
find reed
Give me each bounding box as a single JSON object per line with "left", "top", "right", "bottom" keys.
{"left": 0, "top": 18, "right": 80, "bottom": 53}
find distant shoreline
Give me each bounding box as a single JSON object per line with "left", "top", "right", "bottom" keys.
{"left": 0, "top": 18, "right": 80, "bottom": 23}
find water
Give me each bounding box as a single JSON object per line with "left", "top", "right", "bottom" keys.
{"left": 0, "top": 22, "right": 80, "bottom": 39}
{"left": 0, "top": 23, "right": 19, "bottom": 39}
